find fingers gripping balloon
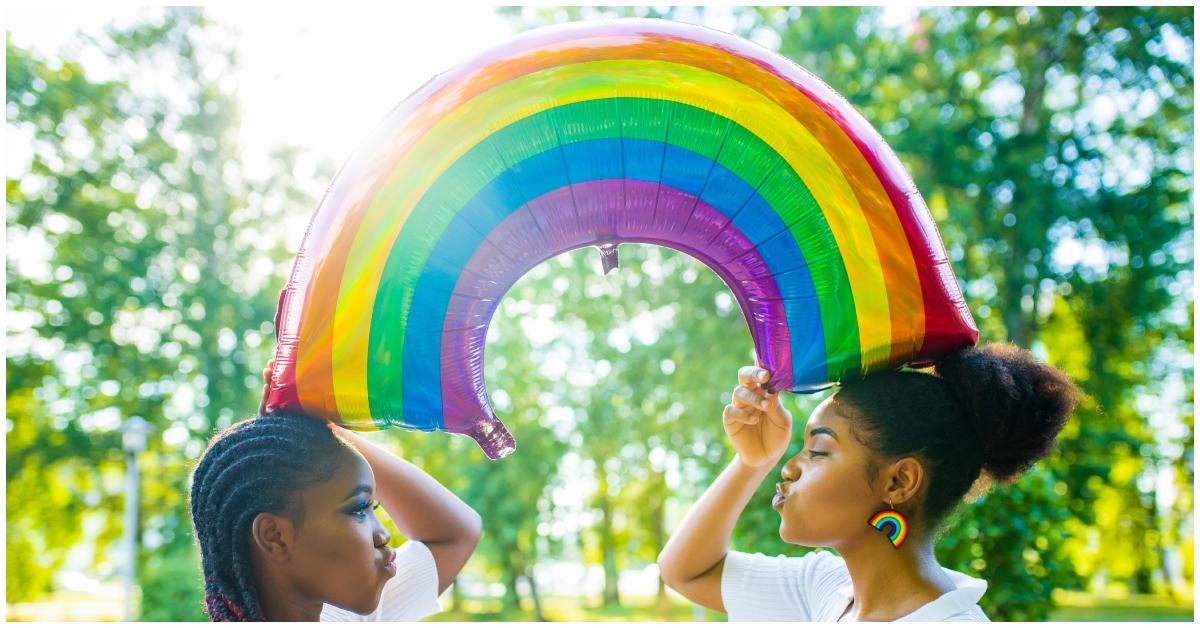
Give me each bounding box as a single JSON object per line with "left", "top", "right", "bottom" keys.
{"left": 264, "top": 19, "right": 978, "bottom": 460}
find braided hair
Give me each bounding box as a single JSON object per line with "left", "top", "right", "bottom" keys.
{"left": 189, "top": 412, "right": 354, "bottom": 621}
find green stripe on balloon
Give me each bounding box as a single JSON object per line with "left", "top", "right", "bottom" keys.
{"left": 366, "top": 97, "right": 860, "bottom": 419}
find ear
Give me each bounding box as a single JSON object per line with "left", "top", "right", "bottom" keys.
{"left": 883, "top": 456, "right": 925, "bottom": 507}
{"left": 250, "top": 512, "right": 296, "bottom": 563}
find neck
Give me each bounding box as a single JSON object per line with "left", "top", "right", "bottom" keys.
{"left": 833, "top": 531, "right": 955, "bottom": 621}
{"left": 252, "top": 564, "right": 324, "bottom": 621}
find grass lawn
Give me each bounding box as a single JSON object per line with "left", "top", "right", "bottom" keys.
{"left": 1047, "top": 590, "right": 1194, "bottom": 622}
{"left": 427, "top": 594, "right": 726, "bottom": 622}
{"left": 428, "top": 590, "right": 1194, "bottom": 622}
{"left": 6, "top": 588, "right": 1192, "bottom": 621}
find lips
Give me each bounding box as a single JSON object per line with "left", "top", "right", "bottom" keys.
{"left": 380, "top": 547, "right": 397, "bottom": 576}
{"left": 772, "top": 483, "right": 787, "bottom": 510}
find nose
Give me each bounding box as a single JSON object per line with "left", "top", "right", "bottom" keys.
{"left": 780, "top": 455, "right": 801, "bottom": 482}
{"left": 373, "top": 519, "right": 391, "bottom": 548}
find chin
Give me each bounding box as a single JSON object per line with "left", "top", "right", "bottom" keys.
{"left": 347, "top": 595, "right": 383, "bottom": 617}
{"left": 365, "top": 579, "right": 389, "bottom": 611}
{"left": 778, "top": 515, "right": 820, "bottom": 546}
{"left": 778, "top": 520, "right": 801, "bottom": 545}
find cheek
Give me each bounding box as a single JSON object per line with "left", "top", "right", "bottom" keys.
{"left": 794, "top": 463, "right": 851, "bottom": 499}
{"left": 290, "top": 518, "right": 388, "bottom": 611}
{"left": 784, "top": 463, "right": 874, "bottom": 528}
{"left": 295, "top": 519, "right": 378, "bottom": 580}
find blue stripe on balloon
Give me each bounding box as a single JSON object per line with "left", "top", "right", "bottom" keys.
{"left": 400, "top": 138, "right": 826, "bottom": 423}
{"left": 563, "top": 137, "right": 624, "bottom": 181}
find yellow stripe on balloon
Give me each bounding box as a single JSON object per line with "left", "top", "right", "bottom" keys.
{"left": 330, "top": 59, "right": 894, "bottom": 413}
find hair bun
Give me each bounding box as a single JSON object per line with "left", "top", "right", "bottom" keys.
{"left": 935, "top": 343, "right": 1079, "bottom": 483}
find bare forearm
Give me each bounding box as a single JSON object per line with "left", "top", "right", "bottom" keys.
{"left": 337, "top": 428, "right": 480, "bottom": 543}
{"left": 658, "top": 455, "right": 775, "bottom": 584}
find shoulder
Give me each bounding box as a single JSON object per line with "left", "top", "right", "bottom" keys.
{"left": 320, "top": 541, "right": 443, "bottom": 622}
{"left": 721, "top": 550, "right": 849, "bottom": 621}
{"left": 939, "top": 604, "right": 991, "bottom": 622}
{"left": 903, "top": 565, "right": 991, "bottom": 622}
{"left": 723, "top": 548, "right": 847, "bottom": 587}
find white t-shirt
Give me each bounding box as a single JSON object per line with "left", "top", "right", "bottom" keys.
{"left": 721, "top": 550, "right": 990, "bottom": 622}
{"left": 320, "top": 540, "right": 443, "bottom": 622}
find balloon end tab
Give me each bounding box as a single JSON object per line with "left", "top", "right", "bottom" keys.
{"left": 465, "top": 419, "right": 517, "bottom": 460}
{"left": 597, "top": 243, "right": 619, "bottom": 275}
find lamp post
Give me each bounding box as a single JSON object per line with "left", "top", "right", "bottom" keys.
{"left": 121, "top": 416, "right": 149, "bottom": 622}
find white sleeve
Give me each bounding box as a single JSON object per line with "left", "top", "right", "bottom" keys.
{"left": 720, "top": 549, "right": 846, "bottom": 621}
{"left": 320, "top": 540, "right": 443, "bottom": 622}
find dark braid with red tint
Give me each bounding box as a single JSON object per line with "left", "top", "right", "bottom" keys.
{"left": 189, "top": 412, "right": 354, "bottom": 621}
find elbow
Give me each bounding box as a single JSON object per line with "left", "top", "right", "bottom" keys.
{"left": 656, "top": 547, "right": 683, "bottom": 591}
{"left": 658, "top": 542, "right": 724, "bottom": 593}
{"left": 462, "top": 507, "right": 483, "bottom": 549}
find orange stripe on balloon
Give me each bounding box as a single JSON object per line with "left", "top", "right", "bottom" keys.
{"left": 293, "top": 157, "right": 406, "bottom": 421}
{"left": 404, "top": 34, "right": 926, "bottom": 368}
{"left": 300, "top": 33, "right": 924, "bottom": 406}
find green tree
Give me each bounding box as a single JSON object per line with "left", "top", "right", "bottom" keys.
{"left": 8, "top": 5, "right": 1190, "bottom": 622}
{"left": 718, "top": 5, "right": 1192, "bottom": 613}
{"left": 6, "top": 8, "right": 327, "bottom": 618}
{"left": 871, "top": 6, "right": 1193, "bottom": 601}
{"left": 497, "top": 5, "right": 1193, "bottom": 620}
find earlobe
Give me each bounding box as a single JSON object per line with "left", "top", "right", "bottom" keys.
{"left": 251, "top": 512, "right": 294, "bottom": 562}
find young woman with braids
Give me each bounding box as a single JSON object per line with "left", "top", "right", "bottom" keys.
{"left": 189, "top": 361, "right": 480, "bottom": 621}
{"left": 657, "top": 343, "right": 1080, "bottom": 621}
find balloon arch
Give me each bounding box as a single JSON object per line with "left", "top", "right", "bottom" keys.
{"left": 264, "top": 19, "right": 978, "bottom": 459}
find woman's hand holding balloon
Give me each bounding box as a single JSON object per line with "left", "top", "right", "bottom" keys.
{"left": 259, "top": 360, "right": 274, "bottom": 415}
{"left": 260, "top": 359, "right": 480, "bottom": 594}
{"left": 724, "top": 366, "right": 793, "bottom": 468}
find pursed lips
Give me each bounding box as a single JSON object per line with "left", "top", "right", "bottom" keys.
{"left": 379, "top": 546, "right": 397, "bottom": 572}
{"left": 773, "top": 482, "right": 789, "bottom": 508}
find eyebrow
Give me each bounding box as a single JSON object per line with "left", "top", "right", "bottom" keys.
{"left": 809, "top": 426, "right": 839, "bottom": 442}
{"left": 343, "top": 484, "right": 373, "bottom": 501}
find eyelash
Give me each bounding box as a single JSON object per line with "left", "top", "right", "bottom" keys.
{"left": 806, "top": 449, "right": 827, "bottom": 459}
{"left": 349, "top": 500, "right": 381, "bottom": 520}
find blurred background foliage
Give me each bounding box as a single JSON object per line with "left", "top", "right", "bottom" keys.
{"left": 6, "top": 5, "right": 1193, "bottom": 622}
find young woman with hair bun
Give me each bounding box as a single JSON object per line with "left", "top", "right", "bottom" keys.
{"left": 658, "top": 343, "right": 1080, "bottom": 621}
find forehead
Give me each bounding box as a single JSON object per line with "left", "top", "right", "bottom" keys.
{"left": 803, "top": 397, "right": 855, "bottom": 443}
{"left": 807, "top": 397, "right": 843, "bottom": 428}
{"left": 301, "top": 450, "right": 375, "bottom": 504}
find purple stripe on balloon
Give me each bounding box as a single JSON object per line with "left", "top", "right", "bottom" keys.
{"left": 438, "top": 179, "right": 792, "bottom": 440}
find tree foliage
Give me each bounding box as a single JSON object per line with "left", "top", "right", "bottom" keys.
{"left": 5, "top": 6, "right": 1192, "bottom": 622}
{"left": 7, "top": 8, "right": 328, "bottom": 617}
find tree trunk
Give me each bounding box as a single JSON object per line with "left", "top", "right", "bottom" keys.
{"left": 450, "top": 576, "right": 462, "bottom": 612}
{"left": 1003, "top": 31, "right": 1058, "bottom": 350}
{"left": 598, "top": 478, "right": 621, "bottom": 607}
{"left": 525, "top": 571, "right": 546, "bottom": 621}
{"left": 510, "top": 540, "right": 545, "bottom": 621}
{"left": 652, "top": 478, "right": 669, "bottom": 613}
{"left": 502, "top": 563, "right": 523, "bottom": 612}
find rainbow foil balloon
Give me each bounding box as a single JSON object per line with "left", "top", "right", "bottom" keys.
{"left": 265, "top": 19, "right": 978, "bottom": 460}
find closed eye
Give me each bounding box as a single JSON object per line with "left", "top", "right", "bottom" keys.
{"left": 807, "top": 450, "right": 827, "bottom": 459}
{"left": 347, "top": 500, "right": 380, "bottom": 520}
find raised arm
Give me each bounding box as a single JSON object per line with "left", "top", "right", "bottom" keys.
{"left": 656, "top": 366, "right": 792, "bottom": 612}
{"left": 334, "top": 427, "right": 481, "bottom": 595}
{"left": 262, "top": 360, "right": 480, "bottom": 594}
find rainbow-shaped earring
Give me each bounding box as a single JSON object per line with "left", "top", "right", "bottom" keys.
{"left": 869, "top": 505, "right": 908, "bottom": 549}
